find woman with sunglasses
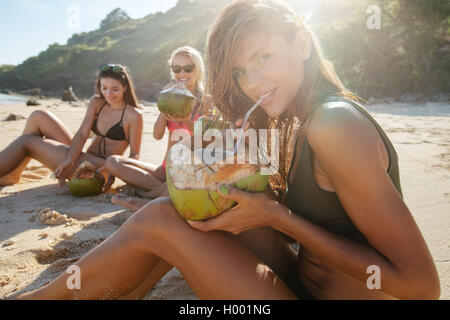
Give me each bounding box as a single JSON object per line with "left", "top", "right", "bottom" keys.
{"left": 109, "top": 46, "right": 205, "bottom": 209}
{"left": 0, "top": 64, "right": 143, "bottom": 191}
{"left": 15, "top": 0, "right": 439, "bottom": 300}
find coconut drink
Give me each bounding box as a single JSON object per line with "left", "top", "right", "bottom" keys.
{"left": 157, "top": 82, "right": 196, "bottom": 118}
{"left": 68, "top": 161, "right": 105, "bottom": 197}
{"left": 166, "top": 143, "right": 269, "bottom": 221}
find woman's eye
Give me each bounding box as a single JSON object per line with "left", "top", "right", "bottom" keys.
{"left": 234, "top": 69, "right": 246, "bottom": 80}
{"left": 259, "top": 54, "right": 271, "bottom": 64}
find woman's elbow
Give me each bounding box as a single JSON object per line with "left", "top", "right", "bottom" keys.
{"left": 153, "top": 132, "right": 164, "bottom": 140}
{"left": 414, "top": 276, "right": 441, "bottom": 300}
{"left": 400, "top": 272, "right": 441, "bottom": 300}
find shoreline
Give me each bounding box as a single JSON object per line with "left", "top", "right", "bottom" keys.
{"left": 1, "top": 89, "right": 449, "bottom": 108}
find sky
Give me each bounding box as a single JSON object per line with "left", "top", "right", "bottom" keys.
{"left": 0, "top": 0, "right": 178, "bottom": 65}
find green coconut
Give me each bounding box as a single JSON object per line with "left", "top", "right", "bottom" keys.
{"left": 68, "top": 177, "right": 104, "bottom": 197}
{"left": 167, "top": 145, "right": 269, "bottom": 221}
{"left": 157, "top": 83, "right": 196, "bottom": 118}
{"left": 67, "top": 161, "right": 105, "bottom": 197}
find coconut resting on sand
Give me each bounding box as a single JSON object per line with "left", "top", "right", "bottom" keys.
{"left": 67, "top": 161, "right": 105, "bottom": 197}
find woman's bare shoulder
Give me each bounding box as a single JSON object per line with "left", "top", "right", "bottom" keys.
{"left": 87, "top": 95, "right": 105, "bottom": 111}
{"left": 307, "top": 101, "right": 380, "bottom": 151}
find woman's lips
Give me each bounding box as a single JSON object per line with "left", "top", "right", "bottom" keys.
{"left": 259, "top": 89, "right": 276, "bottom": 106}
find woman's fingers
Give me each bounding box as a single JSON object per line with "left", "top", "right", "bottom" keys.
{"left": 187, "top": 210, "right": 233, "bottom": 233}
{"left": 103, "top": 175, "right": 115, "bottom": 192}
{"left": 217, "top": 184, "right": 251, "bottom": 205}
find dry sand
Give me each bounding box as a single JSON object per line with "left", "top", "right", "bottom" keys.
{"left": 0, "top": 97, "right": 449, "bottom": 299}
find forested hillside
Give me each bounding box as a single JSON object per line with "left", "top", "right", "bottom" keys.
{"left": 0, "top": 0, "right": 448, "bottom": 101}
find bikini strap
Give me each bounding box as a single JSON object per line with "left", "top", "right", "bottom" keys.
{"left": 119, "top": 103, "right": 127, "bottom": 124}
{"left": 98, "top": 136, "right": 106, "bottom": 156}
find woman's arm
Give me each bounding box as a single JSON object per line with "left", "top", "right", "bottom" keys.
{"left": 270, "top": 104, "right": 440, "bottom": 299}
{"left": 66, "top": 97, "right": 103, "bottom": 162}
{"left": 128, "top": 109, "right": 144, "bottom": 160}
{"left": 153, "top": 82, "right": 177, "bottom": 140}
{"left": 190, "top": 103, "right": 440, "bottom": 299}
{"left": 153, "top": 113, "right": 167, "bottom": 140}
{"left": 55, "top": 96, "right": 103, "bottom": 182}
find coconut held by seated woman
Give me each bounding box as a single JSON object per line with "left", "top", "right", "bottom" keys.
{"left": 68, "top": 161, "right": 105, "bottom": 197}
{"left": 157, "top": 82, "right": 196, "bottom": 118}
{"left": 166, "top": 143, "right": 269, "bottom": 221}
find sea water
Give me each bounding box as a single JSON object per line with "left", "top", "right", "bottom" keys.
{"left": 0, "top": 93, "right": 27, "bottom": 105}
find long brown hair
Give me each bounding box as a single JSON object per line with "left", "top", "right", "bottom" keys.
{"left": 95, "top": 64, "right": 141, "bottom": 109}
{"left": 206, "top": 0, "right": 358, "bottom": 201}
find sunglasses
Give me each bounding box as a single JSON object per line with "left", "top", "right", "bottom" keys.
{"left": 171, "top": 64, "right": 195, "bottom": 74}
{"left": 100, "top": 64, "right": 124, "bottom": 73}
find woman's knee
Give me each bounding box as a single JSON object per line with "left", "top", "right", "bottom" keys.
{"left": 105, "top": 155, "right": 124, "bottom": 175}
{"left": 16, "top": 135, "right": 37, "bottom": 153}
{"left": 24, "top": 110, "right": 53, "bottom": 135}
{"left": 27, "top": 110, "right": 53, "bottom": 126}
{"left": 124, "top": 198, "right": 184, "bottom": 245}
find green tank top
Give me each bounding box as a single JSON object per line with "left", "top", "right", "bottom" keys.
{"left": 285, "top": 97, "right": 403, "bottom": 242}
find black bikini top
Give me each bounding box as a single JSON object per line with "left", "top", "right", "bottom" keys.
{"left": 91, "top": 102, "right": 128, "bottom": 156}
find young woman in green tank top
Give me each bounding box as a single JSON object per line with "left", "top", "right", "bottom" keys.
{"left": 16, "top": 0, "right": 439, "bottom": 300}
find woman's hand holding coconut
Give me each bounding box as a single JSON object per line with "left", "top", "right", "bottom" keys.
{"left": 54, "top": 158, "right": 75, "bottom": 187}
{"left": 102, "top": 172, "right": 116, "bottom": 193}
{"left": 163, "top": 112, "right": 192, "bottom": 124}
{"left": 187, "top": 184, "right": 279, "bottom": 235}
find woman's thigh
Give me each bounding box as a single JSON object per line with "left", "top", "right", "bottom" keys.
{"left": 127, "top": 198, "right": 297, "bottom": 299}
{"left": 106, "top": 156, "right": 165, "bottom": 188}
{"left": 114, "top": 157, "right": 160, "bottom": 173}
{"left": 23, "top": 110, "right": 72, "bottom": 145}
{"left": 26, "top": 136, "right": 105, "bottom": 172}
{"left": 232, "top": 227, "right": 298, "bottom": 281}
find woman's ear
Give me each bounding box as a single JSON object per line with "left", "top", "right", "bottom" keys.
{"left": 296, "top": 28, "right": 312, "bottom": 61}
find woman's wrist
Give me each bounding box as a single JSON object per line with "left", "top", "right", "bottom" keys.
{"left": 266, "top": 201, "right": 292, "bottom": 230}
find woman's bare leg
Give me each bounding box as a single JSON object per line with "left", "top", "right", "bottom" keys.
{"left": 106, "top": 156, "right": 167, "bottom": 209}
{"left": 0, "top": 135, "right": 104, "bottom": 180}
{"left": 119, "top": 259, "right": 173, "bottom": 300}
{"left": 105, "top": 156, "right": 165, "bottom": 190}
{"left": 16, "top": 198, "right": 296, "bottom": 300}
{"left": 120, "top": 228, "right": 295, "bottom": 300}
{"left": 22, "top": 109, "right": 73, "bottom": 143}
{"left": 0, "top": 110, "right": 73, "bottom": 185}
{"left": 111, "top": 194, "right": 149, "bottom": 211}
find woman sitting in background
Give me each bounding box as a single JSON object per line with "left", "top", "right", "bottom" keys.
{"left": 110, "top": 46, "right": 205, "bottom": 210}
{"left": 0, "top": 64, "right": 143, "bottom": 192}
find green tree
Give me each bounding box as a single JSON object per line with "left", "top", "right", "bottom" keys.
{"left": 100, "top": 8, "right": 131, "bottom": 30}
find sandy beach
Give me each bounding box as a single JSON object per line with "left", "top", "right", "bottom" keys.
{"left": 0, "top": 97, "right": 449, "bottom": 299}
